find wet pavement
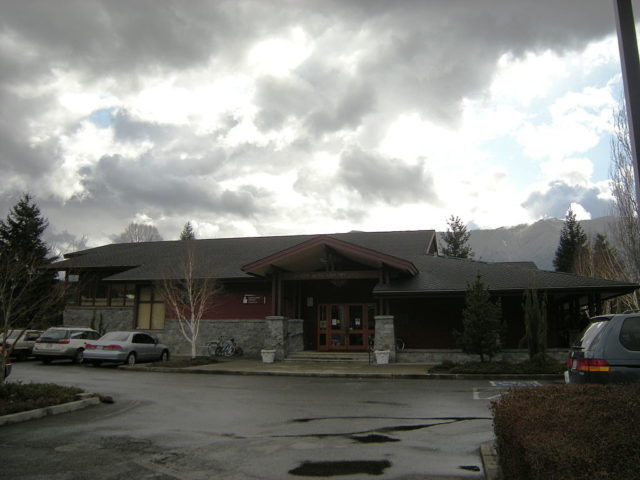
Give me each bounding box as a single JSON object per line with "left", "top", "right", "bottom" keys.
{"left": 3, "top": 361, "right": 502, "bottom": 479}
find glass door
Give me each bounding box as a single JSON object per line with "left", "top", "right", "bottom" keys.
{"left": 317, "top": 303, "right": 375, "bottom": 351}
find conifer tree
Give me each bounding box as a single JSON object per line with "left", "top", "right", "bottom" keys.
{"left": 522, "top": 278, "right": 547, "bottom": 359}
{"left": 180, "top": 221, "right": 196, "bottom": 240}
{"left": 0, "top": 194, "right": 62, "bottom": 331}
{"left": 454, "top": 274, "right": 502, "bottom": 362}
{"left": 553, "top": 208, "right": 587, "bottom": 273}
{"left": 441, "top": 215, "right": 473, "bottom": 258}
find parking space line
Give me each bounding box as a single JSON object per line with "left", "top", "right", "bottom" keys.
{"left": 473, "top": 380, "right": 541, "bottom": 400}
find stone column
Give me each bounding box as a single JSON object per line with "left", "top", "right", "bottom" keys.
{"left": 287, "top": 318, "right": 304, "bottom": 354}
{"left": 374, "top": 315, "right": 396, "bottom": 362}
{"left": 264, "top": 316, "right": 288, "bottom": 361}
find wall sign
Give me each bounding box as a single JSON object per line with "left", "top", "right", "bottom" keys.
{"left": 242, "top": 294, "right": 266, "bottom": 304}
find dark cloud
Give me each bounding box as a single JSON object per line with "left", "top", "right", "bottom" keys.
{"left": 306, "top": 82, "right": 376, "bottom": 135}
{"left": 337, "top": 148, "right": 437, "bottom": 205}
{"left": 75, "top": 154, "right": 272, "bottom": 218}
{"left": 254, "top": 77, "right": 314, "bottom": 130}
{"left": 0, "top": 0, "right": 623, "bottom": 242}
{"left": 254, "top": 73, "right": 376, "bottom": 136}
{"left": 521, "top": 181, "right": 612, "bottom": 219}
{"left": 111, "top": 109, "right": 174, "bottom": 142}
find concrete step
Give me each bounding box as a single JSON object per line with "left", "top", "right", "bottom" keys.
{"left": 285, "top": 351, "right": 372, "bottom": 363}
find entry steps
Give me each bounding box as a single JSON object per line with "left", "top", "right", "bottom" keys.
{"left": 285, "top": 351, "right": 372, "bottom": 363}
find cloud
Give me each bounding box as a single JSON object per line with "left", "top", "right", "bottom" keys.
{"left": 0, "top": 0, "right": 624, "bottom": 244}
{"left": 337, "top": 148, "right": 437, "bottom": 205}
{"left": 75, "top": 153, "right": 272, "bottom": 219}
{"left": 521, "top": 181, "right": 612, "bottom": 220}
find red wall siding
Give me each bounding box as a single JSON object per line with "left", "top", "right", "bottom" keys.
{"left": 210, "top": 284, "right": 272, "bottom": 319}
{"left": 165, "top": 282, "right": 272, "bottom": 320}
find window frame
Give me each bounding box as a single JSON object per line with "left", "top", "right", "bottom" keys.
{"left": 135, "top": 285, "right": 165, "bottom": 330}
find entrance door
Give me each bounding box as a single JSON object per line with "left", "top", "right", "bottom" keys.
{"left": 317, "top": 303, "right": 375, "bottom": 351}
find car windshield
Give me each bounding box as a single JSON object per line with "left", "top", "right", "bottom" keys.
{"left": 99, "top": 332, "right": 131, "bottom": 342}
{"left": 577, "top": 321, "right": 609, "bottom": 350}
{"left": 40, "top": 329, "right": 68, "bottom": 340}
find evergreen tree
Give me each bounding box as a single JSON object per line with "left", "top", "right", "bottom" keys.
{"left": 0, "top": 194, "right": 50, "bottom": 261}
{"left": 553, "top": 208, "right": 587, "bottom": 273}
{"left": 180, "top": 221, "right": 196, "bottom": 240}
{"left": 454, "top": 274, "right": 502, "bottom": 362}
{"left": 0, "top": 194, "right": 61, "bottom": 330}
{"left": 522, "top": 278, "right": 547, "bottom": 359}
{"left": 441, "top": 215, "right": 473, "bottom": 258}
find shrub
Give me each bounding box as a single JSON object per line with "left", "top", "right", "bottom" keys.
{"left": 492, "top": 384, "right": 640, "bottom": 480}
{"left": 520, "top": 353, "right": 563, "bottom": 374}
{"left": 429, "top": 358, "right": 563, "bottom": 375}
{"left": 0, "top": 382, "right": 83, "bottom": 416}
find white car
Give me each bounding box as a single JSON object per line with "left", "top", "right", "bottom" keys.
{"left": 33, "top": 327, "right": 101, "bottom": 364}
{"left": 83, "top": 331, "right": 170, "bottom": 366}
{"left": 2, "top": 329, "right": 42, "bottom": 360}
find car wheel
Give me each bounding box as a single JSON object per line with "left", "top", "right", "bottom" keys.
{"left": 41, "top": 358, "right": 51, "bottom": 365}
{"left": 91, "top": 360, "right": 102, "bottom": 367}
{"left": 16, "top": 351, "right": 28, "bottom": 362}
{"left": 160, "top": 350, "right": 169, "bottom": 362}
{"left": 126, "top": 353, "right": 136, "bottom": 366}
{"left": 72, "top": 349, "right": 84, "bottom": 364}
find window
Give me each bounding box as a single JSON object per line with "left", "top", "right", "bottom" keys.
{"left": 70, "top": 276, "right": 136, "bottom": 307}
{"left": 620, "top": 317, "right": 640, "bottom": 351}
{"left": 133, "top": 333, "right": 155, "bottom": 344}
{"left": 110, "top": 283, "right": 136, "bottom": 306}
{"left": 101, "top": 332, "right": 130, "bottom": 342}
{"left": 136, "top": 286, "right": 165, "bottom": 330}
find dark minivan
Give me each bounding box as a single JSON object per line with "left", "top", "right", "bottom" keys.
{"left": 566, "top": 314, "right": 640, "bottom": 384}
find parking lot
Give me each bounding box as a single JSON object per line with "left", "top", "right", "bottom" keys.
{"left": 3, "top": 361, "right": 556, "bottom": 479}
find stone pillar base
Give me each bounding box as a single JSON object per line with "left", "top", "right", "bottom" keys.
{"left": 264, "top": 316, "right": 287, "bottom": 361}
{"left": 374, "top": 315, "right": 396, "bottom": 362}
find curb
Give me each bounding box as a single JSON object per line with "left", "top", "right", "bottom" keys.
{"left": 0, "top": 395, "right": 101, "bottom": 427}
{"left": 480, "top": 441, "right": 500, "bottom": 480}
{"left": 122, "top": 365, "right": 564, "bottom": 381}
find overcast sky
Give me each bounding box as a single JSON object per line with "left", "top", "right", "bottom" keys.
{"left": 0, "top": 0, "right": 637, "bottom": 250}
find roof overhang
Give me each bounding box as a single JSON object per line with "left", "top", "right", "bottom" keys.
{"left": 242, "top": 235, "right": 418, "bottom": 277}
{"left": 373, "top": 284, "right": 639, "bottom": 300}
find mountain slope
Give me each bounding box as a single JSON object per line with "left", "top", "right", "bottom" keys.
{"left": 438, "top": 217, "right": 618, "bottom": 271}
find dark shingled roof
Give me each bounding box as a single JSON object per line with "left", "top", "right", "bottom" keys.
{"left": 54, "top": 229, "right": 637, "bottom": 298}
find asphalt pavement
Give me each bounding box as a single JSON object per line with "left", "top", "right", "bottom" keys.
{"left": 1, "top": 360, "right": 514, "bottom": 480}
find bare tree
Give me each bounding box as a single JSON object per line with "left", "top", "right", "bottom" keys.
{"left": 0, "top": 253, "right": 68, "bottom": 382}
{"left": 610, "top": 106, "right": 640, "bottom": 310}
{"left": 572, "top": 234, "right": 627, "bottom": 313}
{"left": 159, "top": 244, "right": 221, "bottom": 358}
{"left": 49, "top": 233, "right": 88, "bottom": 258}
{"left": 113, "top": 223, "right": 163, "bottom": 243}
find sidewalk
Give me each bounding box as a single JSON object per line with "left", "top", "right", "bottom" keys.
{"left": 127, "top": 357, "right": 564, "bottom": 381}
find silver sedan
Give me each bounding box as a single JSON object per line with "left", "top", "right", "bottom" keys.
{"left": 83, "top": 331, "right": 170, "bottom": 366}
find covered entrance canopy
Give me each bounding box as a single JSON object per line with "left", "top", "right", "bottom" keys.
{"left": 242, "top": 234, "right": 425, "bottom": 351}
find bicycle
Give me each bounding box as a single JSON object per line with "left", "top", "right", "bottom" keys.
{"left": 206, "top": 337, "right": 243, "bottom": 357}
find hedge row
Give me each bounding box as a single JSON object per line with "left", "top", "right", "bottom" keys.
{"left": 431, "top": 354, "right": 564, "bottom": 374}
{"left": 491, "top": 384, "right": 640, "bottom": 480}
{"left": 0, "top": 382, "right": 83, "bottom": 416}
